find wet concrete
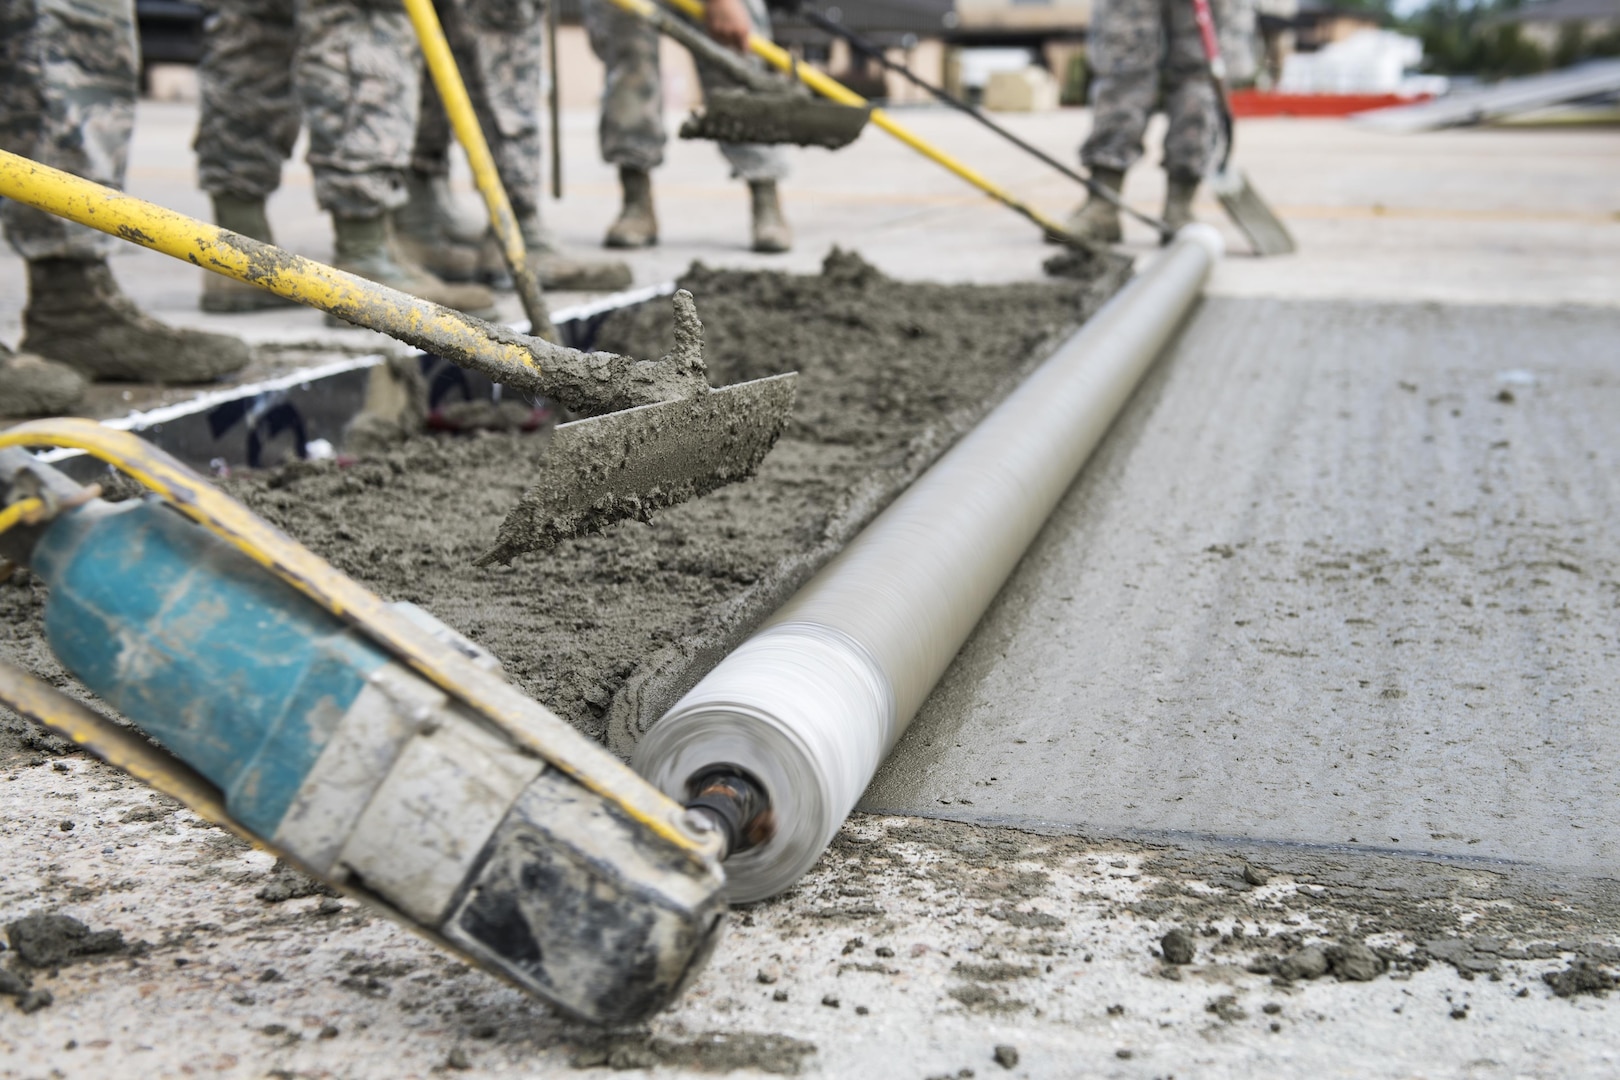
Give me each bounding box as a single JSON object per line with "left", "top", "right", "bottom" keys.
{"left": 863, "top": 296, "right": 1620, "bottom": 876}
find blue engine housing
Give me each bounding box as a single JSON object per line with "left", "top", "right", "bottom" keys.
{"left": 31, "top": 497, "right": 389, "bottom": 836}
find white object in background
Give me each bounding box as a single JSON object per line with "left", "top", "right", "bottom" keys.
{"left": 984, "top": 67, "right": 1061, "bottom": 111}
{"left": 1279, "top": 29, "right": 1443, "bottom": 96}
{"left": 957, "top": 47, "right": 1039, "bottom": 90}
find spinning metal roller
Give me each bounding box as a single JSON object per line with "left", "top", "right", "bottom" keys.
{"left": 637, "top": 228, "right": 1225, "bottom": 901}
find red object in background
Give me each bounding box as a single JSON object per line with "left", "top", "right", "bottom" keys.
{"left": 1229, "top": 90, "right": 1435, "bottom": 117}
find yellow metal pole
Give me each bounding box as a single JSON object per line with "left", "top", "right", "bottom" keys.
{"left": 654, "top": 0, "right": 1076, "bottom": 242}
{"left": 402, "top": 0, "right": 557, "bottom": 339}
{"left": 0, "top": 149, "right": 558, "bottom": 393}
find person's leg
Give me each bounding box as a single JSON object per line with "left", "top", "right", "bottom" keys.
{"left": 194, "top": 0, "right": 302, "bottom": 310}
{"left": 398, "top": 0, "right": 507, "bottom": 283}
{"left": 1068, "top": 0, "right": 1163, "bottom": 242}
{"left": 1, "top": 0, "right": 249, "bottom": 387}
{"left": 585, "top": 0, "right": 663, "bottom": 248}
{"left": 1159, "top": 0, "right": 1222, "bottom": 234}
{"left": 404, "top": 0, "right": 631, "bottom": 289}
{"left": 689, "top": 0, "right": 790, "bottom": 252}
{"left": 297, "top": 0, "right": 495, "bottom": 316}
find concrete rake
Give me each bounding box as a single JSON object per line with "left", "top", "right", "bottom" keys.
{"left": 0, "top": 150, "right": 796, "bottom": 562}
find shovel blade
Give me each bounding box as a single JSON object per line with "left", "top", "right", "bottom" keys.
{"left": 680, "top": 88, "right": 871, "bottom": 150}
{"left": 1210, "top": 168, "right": 1296, "bottom": 257}
{"left": 481, "top": 372, "right": 798, "bottom": 563}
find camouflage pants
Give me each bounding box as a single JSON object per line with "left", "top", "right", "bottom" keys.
{"left": 0, "top": 0, "right": 138, "bottom": 260}
{"left": 412, "top": 0, "right": 544, "bottom": 217}
{"left": 1080, "top": 0, "right": 1224, "bottom": 180}
{"left": 194, "top": 0, "right": 419, "bottom": 216}
{"left": 583, "top": 0, "right": 786, "bottom": 182}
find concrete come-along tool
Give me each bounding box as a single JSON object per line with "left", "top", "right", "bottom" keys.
{"left": 660, "top": 0, "right": 1097, "bottom": 248}
{"left": 0, "top": 149, "right": 797, "bottom": 561}
{"left": 0, "top": 426, "right": 729, "bottom": 1023}
{"left": 601, "top": 0, "right": 871, "bottom": 149}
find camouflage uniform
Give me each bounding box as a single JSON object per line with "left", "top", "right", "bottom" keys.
{"left": 1081, "top": 0, "right": 1231, "bottom": 181}
{"left": 194, "top": 0, "right": 420, "bottom": 216}
{"left": 583, "top": 0, "right": 787, "bottom": 182}
{"left": 0, "top": 0, "right": 138, "bottom": 259}
{"left": 412, "top": 0, "right": 544, "bottom": 217}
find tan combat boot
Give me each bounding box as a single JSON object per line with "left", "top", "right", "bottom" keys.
{"left": 393, "top": 170, "right": 484, "bottom": 283}
{"left": 749, "top": 180, "right": 792, "bottom": 254}
{"left": 1063, "top": 167, "right": 1125, "bottom": 245}
{"left": 24, "top": 258, "right": 251, "bottom": 383}
{"left": 330, "top": 214, "right": 498, "bottom": 322}
{"left": 1161, "top": 174, "right": 1200, "bottom": 240}
{"left": 604, "top": 167, "right": 657, "bottom": 249}
{"left": 0, "top": 341, "right": 85, "bottom": 418}
{"left": 482, "top": 213, "right": 632, "bottom": 292}
{"left": 201, "top": 195, "right": 303, "bottom": 313}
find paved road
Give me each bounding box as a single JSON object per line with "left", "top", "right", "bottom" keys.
{"left": 865, "top": 296, "right": 1620, "bottom": 875}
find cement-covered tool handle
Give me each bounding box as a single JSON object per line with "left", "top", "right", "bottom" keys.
{"left": 0, "top": 149, "right": 654, "bottom": 413}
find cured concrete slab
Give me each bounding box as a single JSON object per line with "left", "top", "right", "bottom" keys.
{"left": 863, "top": 296, "right": 1620, "bottom": 875}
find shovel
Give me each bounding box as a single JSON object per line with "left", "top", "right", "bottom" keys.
{"left": 1190, "top": 0, "right": 1296, "bottom": 256}
{"left": 602, "top": 0, "right": 870, "bottom": 150}
{"left": 0, "top": 149, "right": 796, "bottom": 562}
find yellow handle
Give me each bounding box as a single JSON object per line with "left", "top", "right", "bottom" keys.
{"left": 0, "top": 149, "right": 559, "bottom": 392}
{"left": 402, "top": 0, "right": 556, "bottom": 339}
{"left": 660, "top": 0, "right": 1073, "bottom": 240}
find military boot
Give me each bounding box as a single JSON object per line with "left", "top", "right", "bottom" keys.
{"left": 24, "top": 258, "right": 251, "bottom": 383}
{"left": 201, "top": 195, "right": 303, "bottom": 313}
{"left": 393, "top": 170, "right": 484, "bottom": 283}
{"left": 484, "top": 213, "right": 633, "bottom": 292}
{"left": 749, "top": 180, "right": 792, "bottom": 254}
{"left": 0, "top": 341, "right": 85, "bottom": 418}
{"left": 1161, "top": 173, "right": 1200, "bottom": 240}
{"left": 330, "top": 214, "right": 498, "bottom": 322}
{"left": 604, "top": 167, "right": 657, "bottom": 249}
{"left": 1063, "top": 167, "right": 1125, "bottom": 245}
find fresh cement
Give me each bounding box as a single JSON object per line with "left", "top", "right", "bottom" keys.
{"left": 3, "top": 264, "right": 1619, "bottom": 1077}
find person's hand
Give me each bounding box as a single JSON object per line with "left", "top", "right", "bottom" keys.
{"left": 704, "top": 0, "right": 752, "bottom": 52}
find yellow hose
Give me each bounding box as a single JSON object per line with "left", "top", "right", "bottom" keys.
{"left": 0, "top": 497, "right": 45, "bottom": 536}
{"left": 657, "top": 0, "right": 1075, "bottom": 241}
{"left": 402, "top": 0, "right": 556, "bottom": 339}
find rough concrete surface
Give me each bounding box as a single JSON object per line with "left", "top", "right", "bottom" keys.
{"left": 2, "top": 97, "right": 1617, "bottom": 1079}
{"left": 867, "top": 297, "right": 1620, "bottom": 875}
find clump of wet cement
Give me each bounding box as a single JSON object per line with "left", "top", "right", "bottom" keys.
{"left": 0, "top": 251, "right": 1117, "bottom": 753}
{"left": 6, "top": 912, "right": 125, "bottom": 968}
{"left": 570, "top": 1030, "right": 815, "bottom": 1074}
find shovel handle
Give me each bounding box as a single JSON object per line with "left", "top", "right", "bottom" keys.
{"left": 402, "top": 0, "right": 557, "bottom": 340}
{"left": 0, "top": 149, "right": 562, "bottom": 395}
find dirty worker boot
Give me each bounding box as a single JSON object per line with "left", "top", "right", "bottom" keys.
{"left": 330, "top": 214, "right": 498, "bottom": 322}
{"left": 24, "top": 258, "right": 252, "bottom": 384}
{"left": 749, "top": 180, "right": 792, "bottom": 254}
{"left": 201, "top": 195, "right": 303, "bottom": 313}
{"left": 0, "top": 341, "right": 85, "bottom": 418}
{"left": 1161, "top": 174, "right": 1200, "bottom": 240}
{"left": 604, "top": 167, "right": 658, "bottom": 249}
{"left": 393, "top": 170, "right": 485, "bottom": 283}
{"left": 481, "top": 213, "right": 633, "bottom": 292}
{"left": 1063, "top": 167, "right": 1126, "bottom": 245}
